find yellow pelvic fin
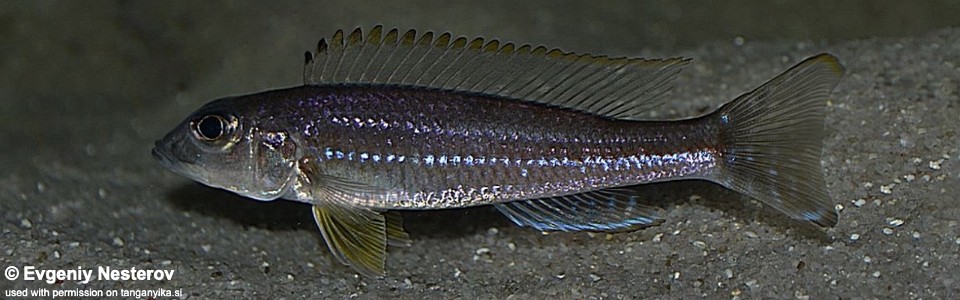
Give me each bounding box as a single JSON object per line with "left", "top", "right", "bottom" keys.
{"left": 313, "top": 204, "right": 409, "bottom": 277}
{"left": 296, "top": 144, "right": 414, "bottom": 275}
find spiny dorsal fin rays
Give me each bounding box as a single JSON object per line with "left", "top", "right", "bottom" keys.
{"left": 304, "top": 26, "right": 690, "bottom": 120}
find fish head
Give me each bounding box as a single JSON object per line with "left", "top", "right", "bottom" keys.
{"left": 153, "top": 97, "right": 299, "bottom": 201}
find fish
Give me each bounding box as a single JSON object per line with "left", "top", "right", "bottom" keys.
{"left": 152, "top": 26, "right": 845, "bottom": 276}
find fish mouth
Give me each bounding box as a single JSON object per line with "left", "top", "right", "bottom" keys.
{"left": 152, "top": 140, "right": 191, "bottom": 176}
{"left": 151, "top": 141, "right": 172, "bottom": 164}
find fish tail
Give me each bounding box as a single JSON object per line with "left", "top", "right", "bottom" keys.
{"left": 712, "top": 54, "right": 844, "bottom": 227}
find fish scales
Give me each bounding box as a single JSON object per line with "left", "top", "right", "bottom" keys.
{"left": 263, "top": 85, "right": 719, "bottom": 209}
{"left": 153, "top": 26, "right": 844, "bottom": 276}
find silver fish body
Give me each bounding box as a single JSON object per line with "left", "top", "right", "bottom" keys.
{"left": 230, "top": 85, "right": 718, "bottom": 208}
{"left": 153, "top": 26, "right": 844, "bottom": 276}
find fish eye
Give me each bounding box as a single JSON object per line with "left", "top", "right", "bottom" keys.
{"left": 193, "top": 115, "right": 227, "bottom": 141}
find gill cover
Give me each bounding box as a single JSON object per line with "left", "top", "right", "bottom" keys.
{"left": 251, "top": 130, "right": 299, "bottom": 200}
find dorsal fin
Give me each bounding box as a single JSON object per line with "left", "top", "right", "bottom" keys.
{"left": 303, "top": 26, "right": 690, "bottom": 119}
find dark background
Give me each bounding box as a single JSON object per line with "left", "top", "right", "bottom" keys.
{"left": 2, "top": 1, "right": 958, "bottom": 298}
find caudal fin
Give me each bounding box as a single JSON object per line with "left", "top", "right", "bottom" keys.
{"left": 714, "top": 54, "right": 844, "bottom": 227}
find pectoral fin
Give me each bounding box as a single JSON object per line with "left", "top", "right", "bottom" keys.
{"left": 312, "top": 203, "right": 409, "bottom": 277}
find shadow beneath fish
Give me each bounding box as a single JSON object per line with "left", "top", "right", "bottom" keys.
{"left": 399, "top": 206, "right": 513, "bottom": 239}
{"left": 162, "top": 180, "right": 830, "bottom": 245}
{"left": 164, "top": 183, "right": 314, "bottom": 231}
{"left": 162, "top": 182, "right": 513, "bottom": 239}
{"left": 634, "top": 180, "right": 833, "bottom": 244}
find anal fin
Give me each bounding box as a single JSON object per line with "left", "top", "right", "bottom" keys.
{"left": 494, "top": 189, "right": 663, "bottom": 232}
